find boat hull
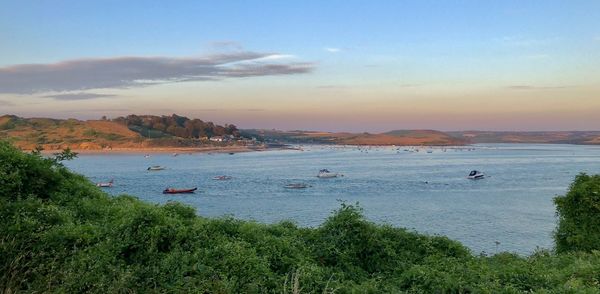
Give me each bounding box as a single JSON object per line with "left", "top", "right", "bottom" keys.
{"left": 284, "top": 184, "right": 309, "bottom": 189}
{"left": 163, "top": 188, "right": 198, "bottom": 194}
{"left": 317, "top": 173, "right": 338, "bottom": 178}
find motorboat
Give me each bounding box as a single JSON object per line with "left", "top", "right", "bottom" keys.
{"left": 317, "top": 169, "right": 339, "bottom": 178}
{"left": 284, "top": 183, "right": 310, "bottom": 189}
{"left": 96, "top": 179, "right": 113, "bottom": 187}
{"left": 213, "top": 175, "right": 233, "bottom": 180}
{"left": 467, "top": 170, "right": 485, "bottom": 180}
{"left": 147, "top": 166, "right": 166, "bottom": 171}
{"left": 162, "top": 187, "right": 197, "bottom": 194}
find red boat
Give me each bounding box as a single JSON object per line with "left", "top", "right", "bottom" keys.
{"left": 162, "top": 187, "right": 197, "bottom": 194}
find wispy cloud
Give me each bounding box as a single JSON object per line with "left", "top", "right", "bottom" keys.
{"left": 0, "top": 51, "right": 315, "bottom": 94}
{"left": 324, "top": 47, "right": 341, "bottom": 53}
{"left": 252, "top": 54, "right": 296, "bottom": 61}
{"left": 506, "top": 85, "right": 572, "bottom": 90}
{"left": 43, "top": 92, "right": 117, "bottom": 101}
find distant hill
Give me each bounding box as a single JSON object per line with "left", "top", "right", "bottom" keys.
{"left": 0, "top": 114, "right": 242, "bottom": 150}
{"left": 4, "top": 114, "right": 599, "bottom": 150}
{"left": 450, "top": 131, "right": 600, "bottom": 145}
{"left": 243, "top": 129, "right": 466, "bottom": 146}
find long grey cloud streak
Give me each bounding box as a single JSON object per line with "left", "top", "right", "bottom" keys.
{"left": 43, "top": 92, "right": 117, "bottom": 100}
{"left": 0, "top": 52, "right": 315, "bottom": 94}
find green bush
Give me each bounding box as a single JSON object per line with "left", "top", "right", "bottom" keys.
{"left": 1, "top": 141, "right": 600, "bottom": 293}
{"left": 554, "top": 173, "right": 600, "bottom": 253}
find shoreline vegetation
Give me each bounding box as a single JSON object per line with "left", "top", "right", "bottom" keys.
{"left": 1, "top": 141, "right": 600, "bottom": 292}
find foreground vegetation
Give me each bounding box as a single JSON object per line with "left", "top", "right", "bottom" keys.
{"left": 1, "top": 142, "right": 599, "bottom": 293}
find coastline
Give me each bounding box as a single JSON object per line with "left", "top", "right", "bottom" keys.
{"left": 40, "top": 145, "right": 274, "bottom": 155}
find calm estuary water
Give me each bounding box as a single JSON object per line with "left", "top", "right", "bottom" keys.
{"left": 64, "top": 144, "right": 600, "bottom": 255}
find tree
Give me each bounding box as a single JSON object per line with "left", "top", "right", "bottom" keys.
{"left": 52, "top": 147, "right": 78, "bottom": 163}
{"left": 554, "top": 173, "right": 600, "bottom": 253}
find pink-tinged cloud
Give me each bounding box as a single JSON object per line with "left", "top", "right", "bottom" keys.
{"left": 0, "top": 52, "right": 315, "bottom": 94}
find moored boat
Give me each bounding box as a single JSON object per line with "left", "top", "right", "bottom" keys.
{"left": 162, "top": 187, "right": 197, "bottom": 194}
{"left": 317, "top": 169, "right": 339, "bottom": 178}
{"left": 467, "top": 170, "right": 485, "bottom": 180}
{"left": 96, "top": 179, "right": 113, "bottom": 187}
{"left": 213, "top": 175, "right": 233, "bottom": 180}
{"left": 284, "top": 183, "right": 310, "bottom": 189}
{"left": 147, "top": 166, "right": 166, "bottom": 171}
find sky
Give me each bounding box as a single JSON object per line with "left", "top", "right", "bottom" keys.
{"left": 1, "top": 0, "right": 599, "bottom": 132}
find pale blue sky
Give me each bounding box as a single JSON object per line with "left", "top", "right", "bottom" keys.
{"left": 1, "top": 1, "right": 599, "bottom": 131}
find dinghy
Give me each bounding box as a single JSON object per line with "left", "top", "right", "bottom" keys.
{"left": 162, "top": 187, "right": 197, "bottom": 194}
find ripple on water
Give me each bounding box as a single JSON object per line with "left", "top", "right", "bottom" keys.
{"left": 65, "top": 144, "right": 600, "bottom": 255}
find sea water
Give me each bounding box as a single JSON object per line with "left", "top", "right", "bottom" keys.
{"left": 64, "top": 144, "right": 600, "bottom": 255}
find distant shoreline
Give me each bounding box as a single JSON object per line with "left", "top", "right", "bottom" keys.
{"left": 39, "top": 145, "right": 274, "bottom": 155}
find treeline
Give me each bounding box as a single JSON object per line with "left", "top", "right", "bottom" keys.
{"left": 1, "top": 141, "right": 600, "bottom": 292}
{"left": 113, "top": 114, "right": 239, "bottom": 139}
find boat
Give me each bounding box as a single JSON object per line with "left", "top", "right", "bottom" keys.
{"left": 147, "top": 166, "right": 166, "bottom": 171}
{"left": 467, "top": 170, "right": 485, "bottom": 180}
{"left": 96, "top": 179, "right": 113, "bottom": 187}
{"left": 213, "top": 175, "right": 232, "bottom": 180}
{"left": 162, "top": 187, "right": 197, "bottom": 194}
{"left": 284, "top": 183, "right": 310, "bottom": 189}
{"left": 229, "top": 152, "right": 235, "bottom": 155}
{"left": 317, "top": 169, "right": 339, "bottom": 178}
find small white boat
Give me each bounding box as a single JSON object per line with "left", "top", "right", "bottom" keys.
{"left": 317, "top": 169, "right": 340, "bottom": 178}
{"left": 284, "top": 183, "right": 310, "bottom": 189}
{"left": 147, "top": 166, "right": 166, "bottom": 171}
{"left": 213, "top": 175, "right": 233, "bottom": 180}
{"left": 467, "top": 170, "right": 485, "bottom": 180}
{"left": 96, "top": 179, "right": 113, "bottom": 187}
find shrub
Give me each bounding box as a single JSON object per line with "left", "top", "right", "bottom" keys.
{"left": 1, "top": 141, "right": 600, "bottom": 293}
{"left": 554, "top": 173, "right": 600, "bottom": 253}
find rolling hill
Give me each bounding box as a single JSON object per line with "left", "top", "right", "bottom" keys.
{"left": 450, "top": 131, "right": 600, "bottom": 145}
{"left": 0, "top": 114, "right": 242, "bottom": 151}
{"left": 243, "top": 129, "right": 467, "bottom": 145}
